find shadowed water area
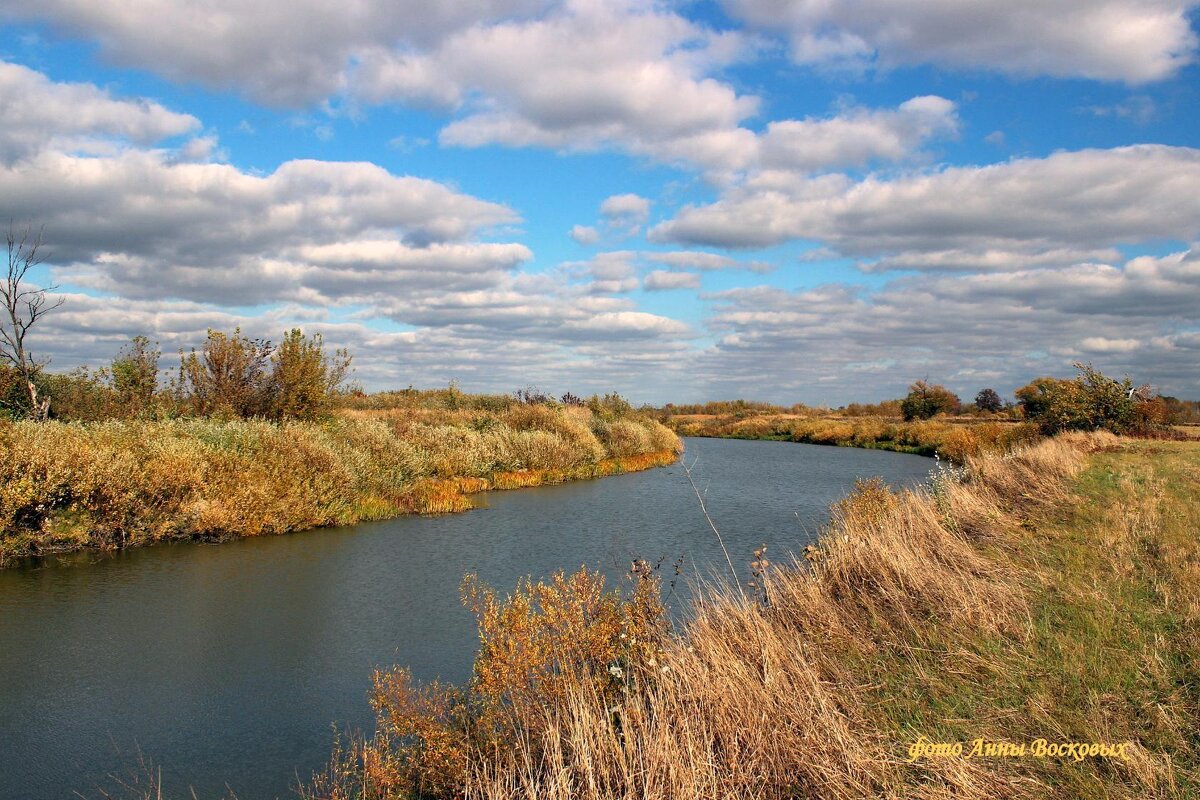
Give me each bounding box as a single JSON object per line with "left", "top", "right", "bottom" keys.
{"left": 0, "top": 438, "right": 932, "bottom": 799}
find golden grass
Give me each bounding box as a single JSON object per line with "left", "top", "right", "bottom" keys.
{"left": 667, "top": 412, "right": 1041, "bottom": 462}
{"left": 307, "top": 431, "right": 1200, "bottom": 800}
{"left": 0, "top": 407, "right": 681, "bottom": 564}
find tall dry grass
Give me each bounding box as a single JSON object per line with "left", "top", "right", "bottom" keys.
{"left": 667, "top": 413, "right": 1041, "bottom": 462}
{"left": 0, "top": 407, "right": 681, "bottom": 564}
{"left": 308, "top": 431, "right": 1192, "bottom": 800}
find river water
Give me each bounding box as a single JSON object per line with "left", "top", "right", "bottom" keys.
{"left": 0, "top": 438, "right": 931, "bottom": 799}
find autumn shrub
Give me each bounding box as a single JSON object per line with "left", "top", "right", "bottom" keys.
{"left": 111, "top": 336, "right": 160, "bottom": 416}
{"left": 309, "top": 566, "right": 667, "bottom": 800}
{"left": 266, "top": 329, "right": 352, "bottom": 421}
{"left": 1016, "top": 363, "right": 1165, "bottom": 436}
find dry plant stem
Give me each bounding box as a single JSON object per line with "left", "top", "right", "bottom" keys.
{"left": 680, "top": 452, "right": 744, "bottom": 600}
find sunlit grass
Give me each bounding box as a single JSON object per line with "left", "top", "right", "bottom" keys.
{"left": 667, "top": 411, "right": 1041, "bottom": 462}
{"left": 0, "top": 405, "right": 682, "bottom": 564}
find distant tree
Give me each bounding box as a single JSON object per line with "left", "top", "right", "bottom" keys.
{"left": 0, "top": 225, "right": 62, "bottom": 420}
{"left": 974, "top": 388, "right": 1004, "bottom": 413}
{"left": 266, "top": 329, "right": 351, "bottom": 421}
{"left": 177, "top": 328, "right": 272, "bottom": 418}
{"left": 901, "top": 380, "right": 961, "bottom": 420}
{"left": 110, "top": 336, "right": 160, "bottom": 415}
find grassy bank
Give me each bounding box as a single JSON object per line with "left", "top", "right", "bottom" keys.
{"left": 0, "top": 404, "right": 680, "bottom": 564}
{"left": 309, "top": 433, "right": 1199, "bottom": 799}
{"left": 666, "top": 411, "right": 1040, "bottom": 462}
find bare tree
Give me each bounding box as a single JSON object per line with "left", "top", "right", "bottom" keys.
{"left": 1, "top": 224, "right": 62, "bottom": 420}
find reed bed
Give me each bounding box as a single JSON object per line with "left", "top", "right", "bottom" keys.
{"left": 0, "top": 405, "right": 681, "bottom": 564}
{"left": 308, "top": 431, "right": 1200, "bottom": 800}
{"left": 667, "top": 413, "right": 1040, "bottom": 462}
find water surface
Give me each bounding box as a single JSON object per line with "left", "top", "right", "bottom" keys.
{"left": 0, "top": 438, "right": 931, "bottom": 798}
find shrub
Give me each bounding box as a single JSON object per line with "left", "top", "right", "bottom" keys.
{"left": 266, "top": 329, "right": 351, "bottom": 421}
{"left": 111, "top": 336, "right": 160, "bottom": 415}
{"left": 177, "top": 328, "right": 272, "bottom": 418}
{"left": 1016, "top": 363, "right": 1159, "bottom": 435}
{"left": 310, "top": 566, "right": 666, "bottom": 799}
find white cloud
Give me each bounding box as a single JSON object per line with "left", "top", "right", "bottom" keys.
{"left": 426, "top": 0, "right": 759, "bottom": 166}
{"left": 1081, "top": 95, "right": 1158, "bottom": 124}
{"left": 1, "top": 0, "right": 554, "bottom": 105}
{"left": 569, "top": 224, "right": 600, "bottom": 245}
{"left": 725, "top": 0, "right": 1198, "bottom": 83}
{"left": 600, "top": 193, "right": 651, "bottom": 223}
{"left": 0, "top": 60, "right": 199, "bottom": 162}
{"left": 758, "top": 95, "right": 958, "bottom": 173}
{"left": 653, "top": 145, "right": 1200, "bottom": 253}
{"left": 862, "top": 247, "right": 1124, "bottom": 273}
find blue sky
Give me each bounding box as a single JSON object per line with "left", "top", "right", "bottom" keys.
{"left": 1, "top": 0, "right": 1198, "bottom": 404}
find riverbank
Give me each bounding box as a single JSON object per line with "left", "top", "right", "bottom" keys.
{"left": 311, "top": 433, "right": 1200, "bottom": 800}
{"left": 0, "top": 405, "right": 681, "bottom": 565}
{"left": 664, "top": 411, "right": 1040, "bottom": 461}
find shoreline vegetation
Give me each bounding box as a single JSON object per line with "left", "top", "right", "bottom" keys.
{"left": 0, "top": 398, "right": 681, "bottom": 566}
{"left": 305, "top": 431, "right": 1200, "bottom": 800}
{"left": 0, "top": 327, "right": 690, "bottom": 566}
{"left": 662, "top": 411, "right": 1040, "bottom": 462}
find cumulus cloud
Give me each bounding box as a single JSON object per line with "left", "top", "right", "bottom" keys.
{"left": 599, "top": 192, "right": 651, "bottom": 236}
{"left": 0, "top": 60, "right": 199, "bottom": 162}
{"left": 0, "top": 125, "right": 524, "bottom": 294}
{"left": 652, "top": 145, "right": 1200, "bottom": 254}
{"left": 0, "top": 0, "right": 554, "bottom": 105}
{"left": 3, "top": 2, "right": 965, "bottom": 176}
{"left": 600, "top": 193, "right": 651, "bottom": 223}
{"left": 569, "top": 224, "right": 600, "bottom": 245}
{"left": 724, "top": 0, "right": 1198, "bottom": 83}
{"left": 758, "top": 96, "right": 958, "bottom": 173}
{"left": 0, "top": 63, "right": 704, "bottom": 398}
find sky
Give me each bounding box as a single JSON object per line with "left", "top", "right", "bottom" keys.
{"left": 1, "top": 0, "right": 1198, "bottom": 406}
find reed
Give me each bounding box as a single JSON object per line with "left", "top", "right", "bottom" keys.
{"left": 0, "top": 406, "right": 681, "bottom": 564}
{"left": 667, "top": 412, "right": 1041, "bottom": 462}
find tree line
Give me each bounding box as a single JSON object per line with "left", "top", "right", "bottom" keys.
{"left": 0, "top": 329, "right": 351, "bottom": 423}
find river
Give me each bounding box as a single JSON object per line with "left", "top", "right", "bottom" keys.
{"left": 0, "top": 438, "right": 931, "bottom": 799}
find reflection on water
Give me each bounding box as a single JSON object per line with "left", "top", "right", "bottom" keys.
{"left": 0, "top": 438, "right": 931, "bottom": 799}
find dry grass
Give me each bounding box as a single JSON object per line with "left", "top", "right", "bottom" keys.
{"left": 307, "top": 431, "right": 1200, "bottom": 800}
{"left": 0, "top": 407, "right": 681, "bottom": 564}
{"left": 666, "top": 413, "right": 1040, "bottom": 462}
